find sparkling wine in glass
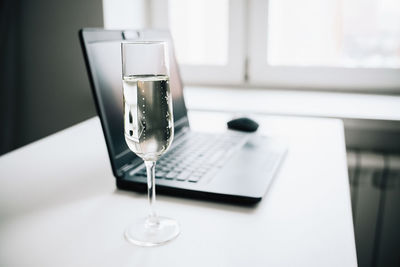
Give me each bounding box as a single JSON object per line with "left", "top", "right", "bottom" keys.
{"left": 121, "top": 41, "right": 179, "bottom": 246}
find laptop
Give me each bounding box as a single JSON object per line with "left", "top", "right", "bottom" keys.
{"left": 79, "top": 28, "right": 287, "bottom": 204}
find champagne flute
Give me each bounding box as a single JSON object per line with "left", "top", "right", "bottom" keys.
{"left": 121, "top": 41, "right": 179, "bottom": 246}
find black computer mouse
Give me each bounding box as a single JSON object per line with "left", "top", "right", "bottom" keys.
{"left": 227, "top": 117, "right": 259, "bottom": 132}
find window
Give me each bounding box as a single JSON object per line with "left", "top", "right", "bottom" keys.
{"left": 105, "top": 0, "right": 400, "bottom": 91}
{"left": 267, "top": 0, "right": 400, "bottom": 68}
{"left": 168, "top": 0, "right": 229, "bottom": 66}
{"left": 151, "top": 0, "right": 245, "bottom": 85}
{"left": 249, "top": 0, "right": 400, "bottom": 90}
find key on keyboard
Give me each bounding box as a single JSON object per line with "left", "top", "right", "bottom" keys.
{"left": 134, "top": 131, "right": 248, "bottom": 183}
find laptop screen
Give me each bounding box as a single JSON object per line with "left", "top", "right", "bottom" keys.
{"left": 81, "top": 29, "right": 188, "bottom": 173}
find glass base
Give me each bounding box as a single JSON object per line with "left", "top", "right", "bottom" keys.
{"left": 124, "top": 216, "right": 180, "bottom": 246}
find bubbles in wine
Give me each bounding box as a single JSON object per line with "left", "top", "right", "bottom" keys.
{"left": 123, "top": 75, "right": 174, "bottom": 161}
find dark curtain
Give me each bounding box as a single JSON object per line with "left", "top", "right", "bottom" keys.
{"left": 0, "top": 0, "right": 19, "bottom": 155}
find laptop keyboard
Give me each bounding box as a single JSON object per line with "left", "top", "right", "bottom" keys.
{"left": 133, "top": 131, "right": 249, "bottom": 183}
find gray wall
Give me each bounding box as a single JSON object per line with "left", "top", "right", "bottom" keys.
{"left": 1, "top": 0, "right": 103, "bottom": 155}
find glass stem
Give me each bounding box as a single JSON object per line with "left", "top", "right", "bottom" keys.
{"left": 145, "top": 161, "right": 158, "bottom": 223}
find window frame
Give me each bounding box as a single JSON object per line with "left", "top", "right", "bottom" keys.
{"left": 248, "top": 0, "right": 400, "bottom": 92}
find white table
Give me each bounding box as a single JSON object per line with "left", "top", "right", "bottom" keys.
{"left": 0, "top": 111, "right": 357, "bottom": 267}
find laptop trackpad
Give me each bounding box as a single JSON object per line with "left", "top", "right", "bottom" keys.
{"left": 207, "top": 135, "right": 286, "bottom": 198}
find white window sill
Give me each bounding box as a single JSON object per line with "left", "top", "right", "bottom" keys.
{"left": 185, "top": 86, "right": 400, "bottom": 121}
{"left": 184, "top": 86, "right": 400, "bottom": 152}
